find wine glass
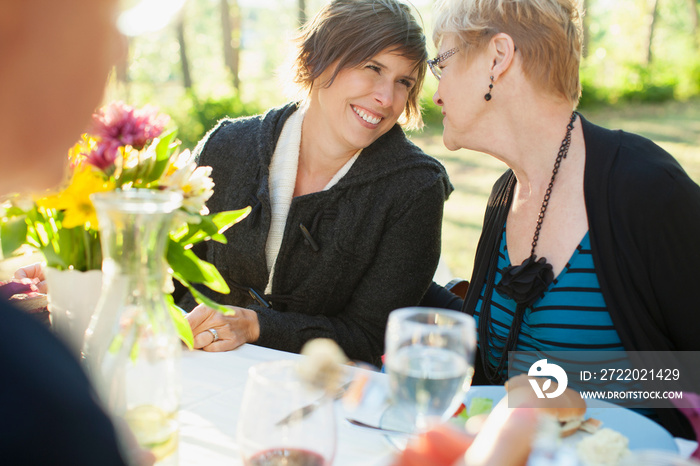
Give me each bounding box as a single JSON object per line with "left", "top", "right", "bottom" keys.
{"left": 384, "top": 307, "right": 477, "bottom": 433}
{"left": 237, "top": 360, "right": 336, "bottom": 466}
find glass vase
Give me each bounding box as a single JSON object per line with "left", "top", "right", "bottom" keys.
{"left": 82, "top": 189, "right": 183, "bottom": 465}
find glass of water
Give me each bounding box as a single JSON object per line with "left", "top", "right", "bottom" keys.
{"left": 384, "top": 307, "right": 477, "bottom": 433}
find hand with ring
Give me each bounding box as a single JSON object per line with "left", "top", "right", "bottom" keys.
{"left": 186, "top": 303, "right": 261, "bottom": 351}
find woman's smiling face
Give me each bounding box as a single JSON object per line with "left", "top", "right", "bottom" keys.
{"left": 310, "top": 48, "right": 419, "bottom": 153}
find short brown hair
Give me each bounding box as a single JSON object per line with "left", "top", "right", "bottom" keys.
{"left": 292, "top": 0, "right": 427, "bottom": 129}
{"left": 433, "top": 0, "right": 583, "bottom": 105}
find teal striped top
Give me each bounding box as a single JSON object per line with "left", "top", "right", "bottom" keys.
{"left": 474, "top": 228, "right": 624, "bottom": 372}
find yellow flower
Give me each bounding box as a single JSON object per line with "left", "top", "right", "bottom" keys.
{"left": 37, "top": 166, "right": 115, "bottom": 229}
{"left": 68, "top": 134, "right": 99, "bottom": 167}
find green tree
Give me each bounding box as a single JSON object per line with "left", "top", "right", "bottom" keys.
{"left": 645, "top": 0, "right": 660, "bottom": 64}
{"left": 298, "top": 0, "right": 307, "bottom": 26}
{"left": 176, "top": 17, "right": 193, "bottom": 90}
{"left": 689, "top": 0, "right": 699, "bottom": 44}
{"left": 221, "top": 0, "right": 242, "bottom": 91}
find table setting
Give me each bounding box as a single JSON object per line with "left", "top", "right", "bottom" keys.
{"left": 3, "top": 270, "right": 699, "bottom": 465}
{"left": 177, "top": 308, "right": 700, "bottom": 466}
{"left": 2, "top": 268, "right": 698, "bottom": 465}
{"left": 1, "top": 99, "right": 698, "bottom": 466}
{"left": 180, "top": 344, "right": 398, "bottom": 466}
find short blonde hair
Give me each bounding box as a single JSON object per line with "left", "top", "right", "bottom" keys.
{"left": 292, "top": 0, "right": 427, "bottom": 129}
{"left": 433, "top": 0, "right": 583, "bottom": 105}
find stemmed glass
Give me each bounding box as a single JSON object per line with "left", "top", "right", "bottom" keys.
{"left": 384, "top": 307, "right": 477, "bottom": 433}
{"left": 237, "top": 360, "right": 336, "bottom": 466}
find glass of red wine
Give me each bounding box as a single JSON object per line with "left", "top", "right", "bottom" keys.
{"left": 237, "top": 360, "right": 336, "bottom": 466}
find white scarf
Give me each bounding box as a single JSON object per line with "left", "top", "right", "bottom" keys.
{"left": 265, "top": 106, "right": 360, "bottom": 294}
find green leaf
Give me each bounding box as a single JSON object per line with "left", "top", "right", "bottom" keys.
{"left": 166, "top": 240, "right": 230, "bottom": 294}
{"left": 170, "top": 215, "right": 220, "bottom": 246}
{"left": 165, "top": 294, "right": 194, "bottom": 350}
{"left": 170, "top": 207, "right": 250, "bottom": 248}
{"left": 211, "top": 207, "right": 251, "bottom": 235}
{"left": 174, "top": 274, "right": 233, "bottom": 315}
{"left": 3, "top": 205, "right": 28, "bottom": 217}
{"left": 145, "top": 129, "right": 179, "bottom": 184}
{"left": 108, "top": 333, "right": 125, "bottom": 355}
{"left": 0, "top": 216, "right": 28, "bottom": 258}
{"left": 170, "top": 208, "right": 250, "bottom": 253}
{"left": 130, "top": 340, "right": 140, "bottom": 364}
{"left": 38, "top": 245, "right": 69, "bottom": 270}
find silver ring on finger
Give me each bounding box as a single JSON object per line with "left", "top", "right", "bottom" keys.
{"left": 207, "top": 328, "right": 220, "bottom": 343}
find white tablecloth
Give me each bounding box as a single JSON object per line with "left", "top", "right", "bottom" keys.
{"left": 180, "top": 344, "right": 395, "bottom": 465}
{"left": 179, "top": 344, "right": 698, "bottom": 464}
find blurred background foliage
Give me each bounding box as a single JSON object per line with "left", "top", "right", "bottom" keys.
{"left": 106, "top": 0, "right": 700, "bottom": 150}
{"left": 96, "top": 0, "right": 699, "bottom": 279}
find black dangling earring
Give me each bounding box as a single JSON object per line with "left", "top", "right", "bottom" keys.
{"left": 484, "top": 76, "right": 494, "bottom": 101}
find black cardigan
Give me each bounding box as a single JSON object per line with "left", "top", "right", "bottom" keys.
{"left": 425, "top": 115, "right": 700, "bottom": 437}
{"left": 180, "top": 103, "right": 453, "bottom": 366}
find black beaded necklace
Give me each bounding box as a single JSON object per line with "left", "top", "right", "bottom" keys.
{"left": 478, "top": 111, "right": 578, "bottom": 384}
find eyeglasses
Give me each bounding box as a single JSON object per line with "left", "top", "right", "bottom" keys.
{"left": 427, "top": 48, "right": 459, "bottom": 80}
{"left": 427, "top": 44, "right": 518, "bottom": 80}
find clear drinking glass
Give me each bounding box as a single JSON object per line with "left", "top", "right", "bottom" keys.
{"left": 384, "top": 307, "right": 477, "bottom": 432}
{"left": 237, "top": 360, "right": 336, "bottom": 466}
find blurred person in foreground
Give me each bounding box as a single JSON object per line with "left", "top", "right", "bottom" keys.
{"left": 420, "top": 0, "right": 700, "bottom": 438}
{"left": 392, "top": 406, "right": 538, "bottom": 466}
{"left": 0, "top": 0, "right": 136, "bottom": 463}
{"left": 180, "top": 0, "right": 452, "bottom": 367}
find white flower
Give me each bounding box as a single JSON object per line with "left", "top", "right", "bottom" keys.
{"left": 181, "top": 166, "right": 214, "bottom": 214}
{"left": 160, "top": 150, "right": 215, "bottom": 215}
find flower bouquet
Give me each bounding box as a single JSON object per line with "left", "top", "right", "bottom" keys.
{"left": 0, "top": 101, "right": 249, "bottom": 348}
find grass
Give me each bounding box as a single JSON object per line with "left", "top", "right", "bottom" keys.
{"left": 407, "top": 99, "right": 700, "bottom": 281}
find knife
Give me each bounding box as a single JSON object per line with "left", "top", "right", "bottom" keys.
{"left": 275, "top": 381, "right": 351, "bottom": 427}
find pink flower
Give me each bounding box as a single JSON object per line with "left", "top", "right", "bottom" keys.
{"left": 90, "top": 101, "right": 170, "bottom": 150}
{"left": 85, "top": 141, "right": 120, "bottom": 170}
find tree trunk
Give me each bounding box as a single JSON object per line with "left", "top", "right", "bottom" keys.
{"left": 645, "top": 0, "right": 660, "bottom": 65}
{"left": 176, "top": 17, "right": 193, "bottom": 90}
{"left": 689, "top": 0, "right": 699, "bottom": 45}
{"left": 220, "top": 0, "right": 241, "bottom": 91}
{"left": 582, "top": 0, "right": 591, "bottom": 59}
{"left": 298, "top": 0, "right": 307, "bottom": 26}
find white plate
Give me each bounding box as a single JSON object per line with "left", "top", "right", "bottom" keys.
{"left": 464, "top": 386, "right": 678, "bottom": 453}
{"left": 380, "top": 385, "right": 679, "bottom": 453}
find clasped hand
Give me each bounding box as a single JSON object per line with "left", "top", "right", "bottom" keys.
{"left": 186, "top": 304, "right": 260, "bottom": 351}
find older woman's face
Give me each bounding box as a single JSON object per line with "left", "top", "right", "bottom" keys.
{"left": 308, "top": 49, "right": 418, "bottom": 154}
{"left": 432, "top": 36, "right": 488, "bottom": 151}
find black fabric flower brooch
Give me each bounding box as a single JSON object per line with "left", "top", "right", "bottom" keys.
{"left": 495, "top": 255, "right": 554, "bottom": 308}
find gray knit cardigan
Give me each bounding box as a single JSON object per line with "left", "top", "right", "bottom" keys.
{"left": 179, "top": 103, "right": 453, "bottom": 365}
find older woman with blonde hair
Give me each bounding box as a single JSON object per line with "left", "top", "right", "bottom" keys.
{"left": 422, "top": 0, "right": 700, "bottom": 438}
